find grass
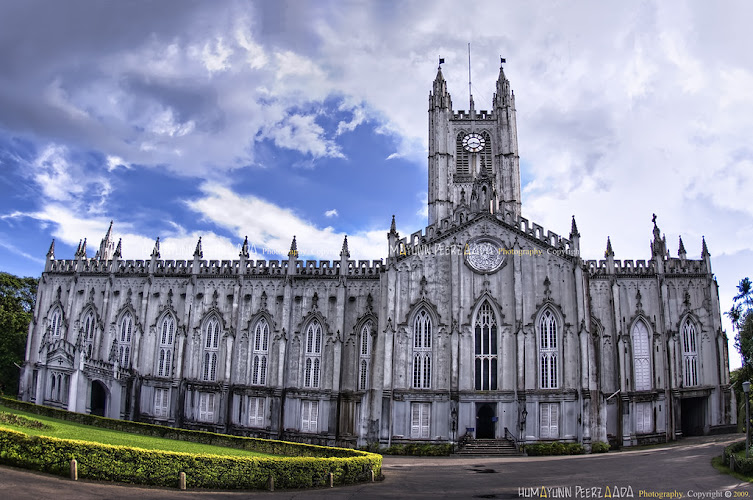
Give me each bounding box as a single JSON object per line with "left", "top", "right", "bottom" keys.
{"left": 711, "top": 455, "right": 753, "bottom": 483}
{"left": 0, "top": 405, "right": 280, "bottom": 458}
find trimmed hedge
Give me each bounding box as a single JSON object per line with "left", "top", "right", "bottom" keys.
{"left": 380, "top": 443, "right": 453, "bottom": 456}
{"left": 591, "top": 441, "right": 610, "bottom": 453}
{"left": 0, "top": 397, "right": 359, "bottom": 459}
{"left": 522, "top": 442, "right": 586, "bottom": 456}
{"left": 0, "top": 428, "right": 380, "bottom": 489}
{"left": 0, "top": 411, "right": 51, "bottom": 430}
{"left": 0, "top": 398, "right": 381, "bottom": 489}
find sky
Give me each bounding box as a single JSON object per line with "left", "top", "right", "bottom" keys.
{"left": 0, "top": 0, "right": 750, "bottom": 368}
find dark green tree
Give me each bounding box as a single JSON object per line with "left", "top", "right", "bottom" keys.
{"left": 0, "top": 272, "right": 38, "bottom": 395}
{"left": 727, "top": 277, "right": 753, "bottom": 431}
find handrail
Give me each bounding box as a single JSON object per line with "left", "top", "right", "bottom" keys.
{"left": 504, "top": 426, "right": 518, "bottom": 450}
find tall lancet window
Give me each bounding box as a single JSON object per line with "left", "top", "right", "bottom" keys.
{"left": 480, "top": 131, "right": 493, "bottom": 174}
{"left": 304, "top": 320, "right": 322, "bottom": 388}
{"left": 118, "top": 313, "right": 133, "bottom": 367}
{"left": 681, "top": 320, "right": 699, "bottom": 387}
{"left": 412, "top": 309, "right": 432, "bottom": 389}
{"left": 82, "top": 310, "right": 96, "bottom": 358}
{"left": 632, "top": 320, "right": 652, "bottom": 391}
{"left": 252, "top": 318, "right": 269, "bottom": 386}
{"left": 475, "top": 301, "right": 498, "bottom": 390}
{"left": 539, "top": 309, "right": 558, "bottom": 389}
{"left": 358, "top": 321, "right": 372, "bottom": 391}
{"left": 456, "top": 133, "right": 470, "bottom": 175}
{"left": 157, "top": 314, "right": 175, "bottom": 377}
{"left": 50, "top": 307, "right": 63, "bottom": 338}
{"left": 202, "top": 317, "right": 220, "bottom": 381}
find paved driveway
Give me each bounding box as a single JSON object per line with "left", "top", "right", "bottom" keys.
{"left": 0, "top": 435, "right": 750, "bottom": 499}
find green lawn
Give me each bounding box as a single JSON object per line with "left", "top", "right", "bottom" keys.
{"left": 0, "top": 405, "right": 280, "bottom": 458}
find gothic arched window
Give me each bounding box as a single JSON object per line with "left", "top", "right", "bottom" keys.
{"left": 50, "top": 307, "right": 63, "bottom": 338}
{"left": 475, "top": 301, "right": 498, "bottom": 390}
{"left": 358, "top": 320, "right": 372, "bottom": 391}
{"left": 202, "top": 317, "right": 220, "bottom": 381}
{"left": 681, "top": 320, "right": 699, "bottom": 387}
{"left": 456, "top": 133, "right": 470, "bottom": 175}
{"left": 252, "top": 318, "right": 269, "bottom": 386}
{"left": 118, "top": 313, "right": 133, "bottom": 367}
{"left": 304, "top": 320, "right": 322, "bottom": 388}
{"left": 82, "top": 310, "right": 96, "bottom": 358}
{"left": 632, "top": 320, "right": 652, "bottom": 391}
{"left": 157, "top": 314, "right": 175, "bottom": 377}
{"left": 539, "top": 309, "right": 558, "bottom": 389}
{"left": 412, "top": 309, "right": 432, "bottom": 389}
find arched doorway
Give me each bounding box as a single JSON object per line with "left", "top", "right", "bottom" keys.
{"left": 90, "top": 380, "right": 107, "bottom": 417}
{"left": 476, "top": 403, "right": 496, "bottom": 439}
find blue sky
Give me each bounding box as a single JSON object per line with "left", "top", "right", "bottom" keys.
{"left": 0, "top": 1, "right": 751, "bottom": 368}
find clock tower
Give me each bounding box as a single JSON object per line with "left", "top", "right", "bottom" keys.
{"left": 427, "top": 62, "right": 521, "bottom": 225}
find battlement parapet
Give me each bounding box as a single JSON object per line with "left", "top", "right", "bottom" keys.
{"left": 586, "top": 259, "right": 657, "bottom": 276}
{"left": 453, "top": 109, "right": 495, "bottom": 120}
{"left": 665, "top": 258, "right": 708, "bottom": 275}
{"left": 295, "top": 260, "right": 339, "bottom": 276}
{"left": 346, "top": 259, "right": 384, "bottom": 276}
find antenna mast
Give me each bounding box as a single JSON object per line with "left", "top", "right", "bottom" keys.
{"left": 468, "top": 42, "right": 472, "bottom": 108}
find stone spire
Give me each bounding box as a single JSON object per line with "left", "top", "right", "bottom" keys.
{"left": 701, "top": 236, "right": 710, "bottom": 257}
{"left": 193, "top": 237, "right": 203, "bottom": 259}
{"left": 96, "top": 220, "right": 115, "bottom": 260}
{"left": 570, "top": 215, "right": 580, "bottom": 238}
{"left": 340, "top": 235, "right": 350, "bottom": 259}
{"left": 678, "top": 236, "right": 687, "bottom": 260}
{"left": 114, "top": 238, "right": 122, "bottom": 258}
{"left": 240, "top": 236, "right": 249, "bottom": 259}
{"left": 75, "top": 238, "right": 87, "bottom": 259}
{"left": 388, "top": 215, "right": 399, "bottom": 258}
{"left": 288, "top": 236, "right": 298, "bottom": 258}
{"left": 605, "top": 237, "right": 615, "bottom": 275}
{"left": 151, "top": 237, "right": 161, "bottom": 259}
{"left": 650, "top": 213, "right": 667, "bottom": 258}
{"left": 430, "top": 64, "right": 451, "bottom": 110}
{"left": 44, "top": 239, "right": 55, "bottom": 272}
{"left": 494, "top": 61, "right": 512, "bottom": 108}
{"left": 569, "top": 215, "right": 580, "bottom": 256}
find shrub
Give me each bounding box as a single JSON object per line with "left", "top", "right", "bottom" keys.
{"left": 522, "top": 442, "right": 586, "bottom": 456}
{"left": 0, "top": 428, "right": 382, "bottom": 489}
{"left": 550, "top": 442, "right": 566, "bottom": 455}
{"left": 565, "top": 443, "right": 585, "bottom": 455}
{"left": 591, "top": 441, "right": 609, "bottom": 453}
{"left": 0, "top": 411, "right": 51, "bottom": 430}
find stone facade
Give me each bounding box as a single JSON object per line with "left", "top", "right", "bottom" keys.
{"left": 19, "top": 64, "right": 736, "bottom": 449}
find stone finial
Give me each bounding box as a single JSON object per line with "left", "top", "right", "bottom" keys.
{"left": 80, "top": 238, "right": 87, "bottom": 259}
{"left": 46, "top": 239, "right": 55, "bottom": 259}
{"left": 605, "top": 237, "right": 614, "bottom": 258}
{"left": 702, "top": 236, "right": 710, "bottom": 257}
{"left": 678, "top": 236, "right": 686, "bottom": 259}
{"left": 114, "top": 238, "right": 122, "bottom": 258}
{"left": 240, "top": 236, "right": 249, "bottom": 258}
{"left": 193, "top": 237, "right": 203, "bottom": 259}
{"left": 570, "top": 215, "right": 580, "bottom": 238}
{"left": 75, "top": 239, "right": 83, "bottom": 258}
{"left": 389, "top": 215, "right": 397, "bottom": 235}
{"left": 340, "top": 235, "right": 350, "bottom": 259}
{"left": 288, "top": 236, "right": 298, "bottom": 258}
{"left": 151, "top": 237, "right": 161, "bottom": 259}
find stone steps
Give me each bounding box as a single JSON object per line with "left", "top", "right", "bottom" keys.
{"left": 455, "top": 439, "right": 520, "bottom": 456}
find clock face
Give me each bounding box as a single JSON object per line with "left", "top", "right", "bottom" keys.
{"left": 462, "top": 133, "right": 485, "bottom": 153}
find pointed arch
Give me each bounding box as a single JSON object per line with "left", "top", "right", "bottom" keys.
{"left": 680, "top": 316, "right": 699, "bottom": 387}
{"left": 118, "top": 311, "right": 134, "bottom": 368}
{"left": 472, "top": 297, "right": 500, "bottom": 391}
{"left": 79, "top": 306, "right": 98, "bottom": 358}
{"left": 49, "top": 305, "right": 64, "bottom": 338}
{"left": 303, "top": 317, "right": 323, "bottom": 388}
{"left": 358, "top": 318, "right": 374, "bottom": 391}
{"left": 631, "top": 317, "right": 652, "bottom": 391}
{"left": 201, "top": 313, "right": 222, "bottom": 381}
{"left": 536, "top": 306, "right": 561, "bottom": 389}
{"left": 156, "top": 311, "right": 176, "bottom": 378}
{"left": 251, "top": 316, "right": 270, "bottom": 386}
{"left": 412, "top": 307, "right": 433, "bottom": 389}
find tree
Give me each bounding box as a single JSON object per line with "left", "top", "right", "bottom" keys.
{"left": 0, "top": 272, "right": 38, "bottom": 395}
{"left": 727, "top": 277, "right": 753, "bottom": 431}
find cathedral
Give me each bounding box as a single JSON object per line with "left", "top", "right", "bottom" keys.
{"left": 19, "top": 62, "right": 736, "bottom": 450}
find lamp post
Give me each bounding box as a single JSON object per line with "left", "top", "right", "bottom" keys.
{"left": 743, "top": 381, "right": 750, "bottom": 458}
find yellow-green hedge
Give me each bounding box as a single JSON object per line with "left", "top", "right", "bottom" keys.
{"left": 0, "top": 428, "right": 381, "bottom": 489}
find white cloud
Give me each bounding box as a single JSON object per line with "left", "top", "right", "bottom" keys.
{"left": 324, "top": 209, "right": 338, "bottom": 218}
{"left": 186, "top": 183, "right": 386, "bottom": 260}
{"left": 264, "top": 114, "right": 344, "bottom": 159}
{"left": 200, "top": 37, "right": 233, "bottom": 73}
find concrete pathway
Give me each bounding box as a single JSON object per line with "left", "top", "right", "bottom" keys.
{"left": 0, "top": 434, "right": 750, "bottom": 499}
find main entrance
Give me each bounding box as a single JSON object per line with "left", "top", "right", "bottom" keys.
{"left": 90, "top": 380, "right": 107, "bottom": 417}
{"left": 681, "top": 397, "right": 706, "bottom": 436}
{"left": 476, "top": 403, "right": 496, "bottom": 439}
